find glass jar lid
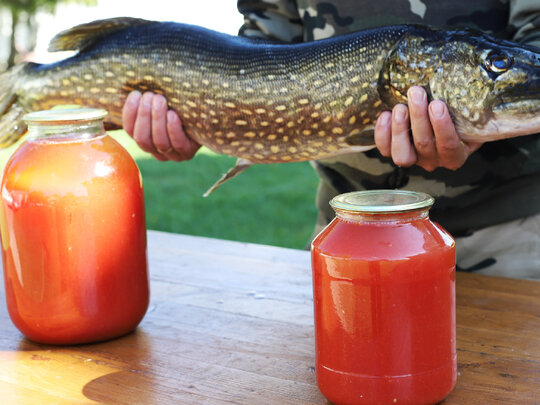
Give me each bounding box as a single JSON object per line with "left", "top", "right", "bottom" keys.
{"left": 23, "top": 108, "right": 107, "bottom": 125}
{"left": 330, "top": 190, "right": 434, "bottom": 213}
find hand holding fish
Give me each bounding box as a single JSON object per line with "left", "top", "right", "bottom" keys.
{"left": 374, "top": 86, "right": 483, "bottom": 171}
{"left": 123, "top": 86, "right": 483, "bottom": 172}
{"left": 122, "top": 91, "right": 200, "bottom": 162}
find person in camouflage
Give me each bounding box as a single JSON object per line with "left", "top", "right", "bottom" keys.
{"left": 122, "top": 0, "right": 540, "bottom": 279}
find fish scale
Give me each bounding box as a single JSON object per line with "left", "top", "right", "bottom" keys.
{"left": 1, "top": 17, "right": 540, "bottom": 194}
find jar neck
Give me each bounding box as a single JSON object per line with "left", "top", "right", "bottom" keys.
{"left": 334, "top": 208, "right": 430, "bottom": 224}
{"left": 26, "top": 119, "right": 105, "bottom": 140}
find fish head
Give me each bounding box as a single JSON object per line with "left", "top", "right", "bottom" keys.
{"left": 432, "top": 30, "right": 540, "bottom": 141}
{"left": 381, "top": 26, "right": 540, "bottom": 142}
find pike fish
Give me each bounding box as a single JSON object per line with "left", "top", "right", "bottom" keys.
{"left": 1, "top": 17, "right": 540, "bottom": 194}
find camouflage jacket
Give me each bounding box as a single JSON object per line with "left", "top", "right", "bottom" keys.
{"left": 237, "top": 0, "right": 540, "bottom": 235}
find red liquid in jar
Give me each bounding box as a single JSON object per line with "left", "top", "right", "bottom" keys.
{"left": 311, "top": 212, "right": 456, "bottom": 405}
{"left": 0, "top": 134, "right": 149, "bottom": 344}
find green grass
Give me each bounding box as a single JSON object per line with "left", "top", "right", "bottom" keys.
{"left": 0, "top": 131, "right": 320, "bottom": 249}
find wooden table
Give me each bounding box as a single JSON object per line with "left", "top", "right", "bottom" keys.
{"left": 0, "top": 230, "right": 538, "bottom": 404}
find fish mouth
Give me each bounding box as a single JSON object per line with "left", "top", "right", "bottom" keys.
{"left": 493, "top": 94, "right": 540, "bottom": 110}
{"left": 458, "top": 100, "right": 540, "bottom": 142}
{"left": 464, "top": 107, "right": 540, "bottom": 142}
{"left": 491, "top": 97, "right": 540, "bottom": 140}
{"left": 493, "top": 99, "right": 540, "bottom": 115}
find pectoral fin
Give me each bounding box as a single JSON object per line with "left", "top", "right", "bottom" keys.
{"left": 344, "top": 128, "right": 375, "bottom": 146}
{"left": 203, "top": 158, "right": 253, "bottom": 197}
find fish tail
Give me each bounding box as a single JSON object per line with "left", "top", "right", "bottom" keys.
{"left": 0, "top": 17, "right": 158, "bottom": 149}
{"left": 0, "top": 64, "right": 28, "bottom": 148}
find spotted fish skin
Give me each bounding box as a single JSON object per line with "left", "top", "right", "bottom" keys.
{"left": 1, "top": 18, "right": 540, "bottom": 192}
{"left": 5, "top": 18, "right": 403, "bottom": 161}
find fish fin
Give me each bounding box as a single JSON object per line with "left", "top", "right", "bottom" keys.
{"left": 0, "top": 103, "right": 27, "bottom": 148}
{"left": 48, "top": 17, "right": 157, "bottom": 52}
{"left": 0, "top": 64, "right": 24, "bottom": 115}
{"left": 0, "top": 65, "right": 28, "bottom": 148}
{"left": 343, "top": 128, "right": 376, "bottom": 146}
{"left": 203, "top": 158, "right": 253, "bottom": 197}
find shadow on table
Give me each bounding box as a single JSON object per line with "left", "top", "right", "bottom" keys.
{"left": 80, "top": 329, "right": 160, "bottom": 404}
{"left": 0, "top": 327, "right": 158, "bottom": 404}
{"left": 83, "top": 370, "right": 157, "bottom": 404}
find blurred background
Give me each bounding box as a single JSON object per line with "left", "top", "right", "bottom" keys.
{"left": 0, "top": 0, "right": 245, "bottom": 67}
{"left": 0, "top": 0, "right": 319, "bottom": 249}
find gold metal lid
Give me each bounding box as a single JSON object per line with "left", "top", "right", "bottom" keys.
{"left": 330, "top": 190, "right": 434, "bottom": 213}
{"left": 23, "top": 108, "right": 108, "bottom": 124}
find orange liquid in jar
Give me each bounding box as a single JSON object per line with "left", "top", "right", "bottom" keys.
{"left": 311, "top": 208, "right": 457, "bottom": 405}
{"left": 0, "top": 133, "right": 149, "bottom": 344}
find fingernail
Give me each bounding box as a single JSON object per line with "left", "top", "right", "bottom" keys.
{"left": 430, "top": 101, "right": 445, "bottom": 118}
{"left": 142, "top": 93, "right": 153, "bottom": 109}
{"left": 167, "top": 110, "right": 182, "bottom": 125}
{"left": 393, "top": 105, "right": 407, "bottom": 122}
{"left": 127, "top": 91, "right": 141, "bottom": 106}
{"left": 377, "top": 111, "right": 390, "bottom": 128}
{"left": 408, "top": 87, "right": 426, "bottom": 106}
{"left": 167, "top": 110, "right": 177, "bottom": 122}
{"left": 153, "top": 95, "right": 167, "bottom": 111}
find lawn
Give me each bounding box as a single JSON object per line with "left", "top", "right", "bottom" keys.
{"left": 0, "top": 131, "right": 320, "bottom": 249}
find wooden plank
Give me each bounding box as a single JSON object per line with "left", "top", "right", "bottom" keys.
{"left": 0, "top": 379, "right": 96, "bottom": 405}
{"left": 148, "top": 236, "right": 314, "bottom": 305}
{"left": 145, "top": 292, "right": 316, "bottom": 355}
{"left": 447, "top": 351, "right": 540, "bottom": 404}
{"left": 457, "top": 272, "right": 540, "bottom": 297}
{"left": 148, "top": 231, "right": 312, "bottom": 268}
{"left": 0, "top": 231, "right": 538, "bottom": 404}
{"left": 0, "top": 350, "right": 118, "bottom": 404}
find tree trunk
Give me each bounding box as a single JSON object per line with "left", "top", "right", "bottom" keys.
{"left": 26, "top": 13, "right": 38, "bottom": 52}
{"left": 7, "top": 9, "right": 19, "bottom": 68}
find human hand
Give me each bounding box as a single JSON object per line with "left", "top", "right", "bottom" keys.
{"left": 122, "top": 91, "right": 201, "bottom": 161}
{"left": 374, "top": 86, "right": 482, "bottom": 171}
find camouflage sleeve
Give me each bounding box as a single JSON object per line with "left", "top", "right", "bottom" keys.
{"left": 509, "top": 0, "right": 540, "bottom": 47}
{"left": 237, "top": 0, "right": 303, "bottom": 43}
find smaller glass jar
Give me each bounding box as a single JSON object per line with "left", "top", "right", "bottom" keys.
{"left": 311, "top": 190, "right": 457, "bottom": 405}
{"left": 0, "top": 108, "right": 149, "bottom": 345}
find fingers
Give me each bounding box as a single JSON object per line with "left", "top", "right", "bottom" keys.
{"left": 390, "top": 104, "right": 417, "bottom": 167}
{"left": 167, "top": 110, "right": 201, "bottom": 160}
{"left": 122, "top": 91, "right": 141, "bottom": 136}
{"left": 150, "top": 95, "right": 182, "bottom": 161}
{"left": 374, "top": 86, "right": 481, "bottom": 171}
{"left": 374, "top": 111, "right": 392, "bottom": 157}
{"left": 428, "top": 100, "right": 471, "bottom": 171}
{"left": 122, "top": 91, "right": 200, "bottom": 162}
{"left": 131, "top": 92, "right": 156, "bottom": 154}
{"left": 408, "top": 87, "right": 438, "bottom": 171}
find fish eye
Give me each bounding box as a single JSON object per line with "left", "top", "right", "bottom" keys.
{"left": 485, "top": 52, "right": 513, "bottom": 73}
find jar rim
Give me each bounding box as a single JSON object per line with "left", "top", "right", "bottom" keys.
{"left": 330, "top": 190, "right": 434, "bottom": 213}
{"left": 23, "top": 108, "right": 108, "bottom": 124}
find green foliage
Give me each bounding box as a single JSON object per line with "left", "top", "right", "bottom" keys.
{"left": 1, "top": 0, "right": 97, "bottom": 68}
{"left": 1, "top": 0, "right": 96, "bottom": 14}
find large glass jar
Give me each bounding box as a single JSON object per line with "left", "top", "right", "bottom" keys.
{"left": 0, "top": 108, "right": 149, "bottom": 345}
{"left": 311, "top": 190, "right": 457, "bottom": 405}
